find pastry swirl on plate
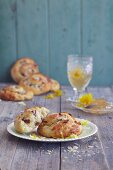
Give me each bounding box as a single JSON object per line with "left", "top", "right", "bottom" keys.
{"left": 19, "top": 73, "right": 51, "bottom": 95}
{"left": 11, "top": 57, "right": 39, "bottom": 83}
{"left": 14, "top": 106, "right": 50, "bottom": 134}
{"left": 38, "top": 112, "right": 82, "bottom": 138}
{"left": 0, "top": 85, "right": 33, "bottom": 101}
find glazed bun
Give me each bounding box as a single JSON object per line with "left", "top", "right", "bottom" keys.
{"left": 0, "top": 85, "right": 33, "bottom": 101}
{"left": 14, "top": 106, "right": 50, "bottom": 134}
{"left": 19, "top": 73, "right": 51, "bottom": 95}
{"left": 11, "top": 57, "right": 39, "bottom": 83}
{"left": 38, "top": 112, "right": 82, "bottom": 138}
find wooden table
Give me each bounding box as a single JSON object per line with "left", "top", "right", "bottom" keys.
{"left": 0, "top": 84, "right": 113, "bottom": 170}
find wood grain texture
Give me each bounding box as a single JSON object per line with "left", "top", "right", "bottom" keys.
{"left": 16, "top": 0, "right": 50, "bottom": 75}
{"left": 0, "top": 98, "right": 26, "bottom": 169}
{"left": 0, "top": 0, "right": 113, "bottom": 85}
{"left": 9, "top": 92, "right": 60, "bottom": 170}
{"left": 82, "top": 0, "right": 113, "bottom": 86}
{"left": 60, "top": 86, "right": 109, "bottom": 170}
{"left": 0, "top": 84, "right": 113, "bottom": 169}
{"left": 0, "top": 0, "right": 17, "bottom": 82}
{"left": 48, "top": 0, "right": 81, "bottom": 84}
{"left": 88, "top": 87, "right": 113, "bottom": 170}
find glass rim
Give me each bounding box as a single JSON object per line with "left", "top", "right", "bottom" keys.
{"left": 68, "top": 55, "right": 93, "bottom": 61}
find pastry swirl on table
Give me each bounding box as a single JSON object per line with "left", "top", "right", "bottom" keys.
{"left": 0, "top": 85, "right": 34, "bottom": 101}
{"left": 11, "top": 57, "right": 39, "bottom": 83}
{"left": 19, "top": 73, "right": 52, "bottom": 95}
{"left": 10, "top": 57, "right": 61, "bottom": 98}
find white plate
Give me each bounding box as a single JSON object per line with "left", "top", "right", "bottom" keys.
{"left": 7, "top": 119, "right": 98, "bottom": 142}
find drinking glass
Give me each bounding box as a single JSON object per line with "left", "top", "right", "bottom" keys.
{"left": 67, "top": 55, "right": 93, "bottom": 101}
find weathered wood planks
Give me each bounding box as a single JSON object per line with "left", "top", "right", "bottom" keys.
{"left": 0, "top": 1, "right": 113, "bottom": 85}
{"left": 82, "top": 0, "right": 113, "bottom": 86}
{"left": 60, "top": 86, "right": 110, "bottom": 170}
{"left": 0, "top": 84, "right": 113, "bottom": 170}
{"left": 88, "top": 87, "right": 113, "bottom": 169}
{"left": 48, "top": 0, "right": 81, "bottom": 84}
{"left": 0, "top": 84, "right": 61, "bottom": 170}
{"left": 16, "top": 0, "right": 50, "bottom": 75}
{"left": 0, "top": 0, "right": 17, "bottom": 82}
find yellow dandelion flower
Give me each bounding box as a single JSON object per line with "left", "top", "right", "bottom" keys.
{"left": 78, "top": 93, "right": 94, "bottom": 107}
{"left": 80, "top": 120, "right": 89, "bottom": 126}
{"left": 45, "top": 89, "right": 63, "bottom": 99}
{"left": 45, "top": 93, "right": 55, "bottom": 99}
{"left": 54, "top": 89, "right": 63, "bottom": 97}
{"left": 30, "top": 132, "right": 38, "bottom": 140}
{"left": 71, "top": 67, "right": 84, "bottom": 79}
{"left": 66, "top": 134, "right": 78, "bottom": 139}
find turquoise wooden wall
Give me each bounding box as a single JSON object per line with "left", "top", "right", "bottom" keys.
{"left": 0, "top": 0, "right": 113, "bottom": 86}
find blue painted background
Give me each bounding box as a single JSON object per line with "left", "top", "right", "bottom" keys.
{"left": 0, "top": 0, "right": 113, "bottom": 86}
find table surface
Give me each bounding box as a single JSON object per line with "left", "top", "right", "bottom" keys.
{"left": 0, "top": 84, "right": 113, "bottom": 170}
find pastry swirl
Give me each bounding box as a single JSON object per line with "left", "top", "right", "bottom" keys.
{"left": 11, "top": 57, "right": 39, "bottom": 82}
{"left": 38, "top": 112, "right": 82, "bottom": 138}
{"left": 19, "top": 73, "right": 51, "bottom": 95}
{"left": 14, "top": 106, "right": 50, "bottom": 134}
{"left": 0, "top": 85, "right": 33, "bottom": 101}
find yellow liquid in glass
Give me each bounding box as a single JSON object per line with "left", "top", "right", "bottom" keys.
{"left": 68, "top": 67, "right": 92, "bottom": 91}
